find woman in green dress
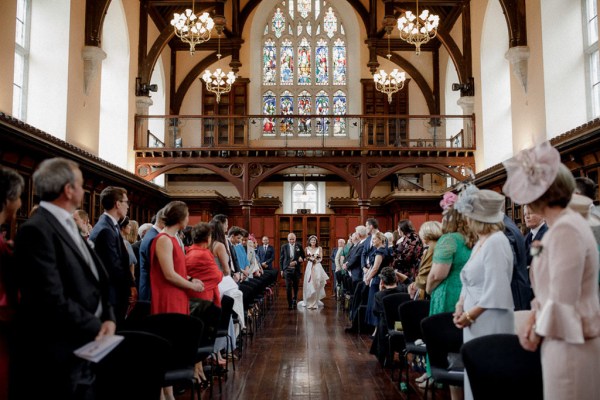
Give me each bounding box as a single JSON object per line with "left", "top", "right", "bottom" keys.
{"left": 418, "top": 192, "right": 475, "bottom": 393}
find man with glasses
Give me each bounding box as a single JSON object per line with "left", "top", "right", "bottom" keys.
{"left": 89, "top": 186, "right": 134, "bottom": 324}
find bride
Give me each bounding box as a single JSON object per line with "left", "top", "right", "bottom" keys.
{"left": 298, "top": 235, "right": 329, "bottom": 309}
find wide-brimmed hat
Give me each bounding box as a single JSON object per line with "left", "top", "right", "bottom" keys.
{"left": 455, "top": 185, "right": 505, "bottom": 223}
{"left": 502, "top": 141, "right": 560, "bottom": 205}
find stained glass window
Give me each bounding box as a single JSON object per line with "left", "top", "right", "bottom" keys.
{"left": 261, "top": 0, "right": 348, "bottom": 137}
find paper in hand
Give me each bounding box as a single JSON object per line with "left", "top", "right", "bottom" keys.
{"left": 73, "top": 334, "right": 124, "bottom": 363}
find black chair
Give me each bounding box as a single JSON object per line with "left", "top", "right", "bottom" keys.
{"left": 381, "top": 293, "right": 411, "bottom": 379}
{"left": 461, "top": 334, "right": 543, "bottom": 400}
{"left": 191, "top": 299, "right": 222, "bottom": 394}
{"left": 134, "top": 313, "right": 204, "bottom": 400}
{"left": 421, "top": 312, "right": 464, "bottom": 399}
{"left": 121, "top": 300, "right": 151, "bottom": 330}
{"left": 398, "top": 300, "right": 430, "bottom": 394}
{"left": 96, "top": 330, "right": 170, "bottom": 400}
{"left": 215, "top": 295, "right": 236, "bottom": 372}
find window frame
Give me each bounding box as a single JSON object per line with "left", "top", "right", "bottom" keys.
{"left": 13, "top": 0, "right": 31, "bottom": 120}
{"left": 583, "top": 0, "right": 600, "bottom": 119}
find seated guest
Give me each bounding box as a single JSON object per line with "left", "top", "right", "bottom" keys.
{"left": 246, "top": 235, "right": 263, "bottom": 277}
{"left": 186, "top": 222, "right": 223, "bottom": 306}
{"left": 370, "top": 266, "right": 408, "bottom": 365}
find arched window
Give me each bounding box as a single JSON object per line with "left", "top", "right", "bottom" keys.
{"left": 261, "top": 0, "right": 348, "bottom": 137}
{"left": 584, "top": 0, "right": 600, "bottom": 118}
{"left": 292, "top": 182, "right": 318, "bottom": 213}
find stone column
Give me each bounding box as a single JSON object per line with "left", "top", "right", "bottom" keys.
{"left": 82, "top": 46, "right": 106, "bottom": 96}
{"left": 505, "top": 46, "right": 530, "bottom": 93}
{"left": 135, "top": 96, "right": 153, "bottom": 148}
{"left": 457, "top": 96, "right": 475, "bottom": 148}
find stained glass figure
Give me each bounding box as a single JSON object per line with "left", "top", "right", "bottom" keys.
{"left": 323, "top": 7, "right": 337, "bottom": 38}
{"left": 333, "top": 38, "right": 346, "bottom": 85}
{"left": 298, "top": 91, "right": 312, "bottom": 135}
{"left": 263, "top": 91, "right": 276, "bottom": 135}
{"left": 297, "top": 22, "right": 303, "bottom": 36}
{"left": 297, "top": 37, "right": 311, "bottom": 85}
{"left": 306, "top": 21, "right": 312, "bottom": 36}
{"left": 263, "top": 39, "right": 277, "bottom": 85}
{"left": 333, "top": 90, "right": 347, "bottom": 136}
{"left": 280, "top": 39, "right": 294, "bottom": 85}
{"left": 264, "top": 24, "right": 269, "bottom": 35}
{"left": 272, "top": 8, "right": 285, "bottom": 38}
{"left": 280, "top": 91, "right": 294, "bottom": 136}
{"left": 315, "top": 90, "right": 329, "bottom": 135}
{"left": 316, "top": 39, "right": 328, "bottom": 85}
{"left": 298, "top": 0, "right": 311, "bottom": 19}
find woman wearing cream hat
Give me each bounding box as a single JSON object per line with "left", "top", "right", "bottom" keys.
{"left": 453, "top": 185, "right": 515, "bottom": 400}
{"left": 503, "top": 141, "right": 600, "bottom": 400}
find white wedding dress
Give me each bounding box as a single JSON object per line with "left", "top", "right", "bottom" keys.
{"left": 298, "top": 246, "right": 329, "bottom": 309}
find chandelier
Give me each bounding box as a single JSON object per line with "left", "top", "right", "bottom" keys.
{"left": 201, "top": 29, "right": 236, "bottom": 103}
{"left": 397, "top": 0, "right": 440, "bottom": 55}
{"left": 170, "top": 0, "right": 214, "bottom": 56}
{"left": 373, "top": 26, "right": 406, "bottom": 103}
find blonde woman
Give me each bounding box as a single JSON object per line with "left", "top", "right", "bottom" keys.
{"left": 299, "top": 235, "right": 329, "bottom": 309}
{"left": 409, "top": 221, "right": 443, "bottom": 300}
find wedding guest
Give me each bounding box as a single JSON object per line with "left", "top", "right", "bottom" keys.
{"left": 523, "top": 205, "right": 548, "bottom": 267}
{"left": 408, "top": 221, "right": 443, "bottom": 300}
{"left": 186, "top": 222, "right": 223, "bottom": 306}
{"left": 0, "top": 167, "right": 23, "bottom": 400}
{"left": 453, "top": 186, "right": 515, "bottom": 400}
{"left": 393, "top": 219, "right": 424, "bottom": 277}
{"left": 504, "top": 141, "right": 600, "bottom": 400}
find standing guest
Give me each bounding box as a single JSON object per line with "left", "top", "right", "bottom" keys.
{"left": 523, "top": 204, "right": 548, "bottom": 267}
{"left": 503, "top": 212, "right": 532, "bottom": 311}
{"left": 89, "top": 186, "right": 134, "bottom": 324}
{"left": 0, "top": 167, "right": 23, "bottom": 400}
{"left": 119, "top": 217, "right": 138, "bottom": 286}
{"left": 333, "top": 238, "right": 346, "bottom": 294}
{"left": 150, "top": 201, "right": 204, "bottom": 400}
{"left": 280, "top": 232, "right": 305, "bottom": 310}
{"left": 131, "top": 222, "right": 152, "bottom": 288}
{"left": 257, "top": 236, "right": 275, "bottom": 270}
{"left": 138, "top": 209, "right": 165, "bottom": 302}
{"left": 504, "top": 141, "right": 600, "bottom": 400}
{"left": 364, "top": 232, "right": 393, "bottom": 328}
{"left": 299, "top": 235, "right": 328, "bottom": 309}
{"left": 362, "top": 218, "right": 380, "bottom": 270}
{"left": 186, "top": 222, "right": 223, "bottom": 306}
{"left": 575, "top": 176, "right": 600, "bottom": 223}
{"left": 409, "top": 221, "right": 443, "bottom": 300}
{"left": 453, "top": 186, "right": 515, "bottom": 400}
{"left": 393, "top": 219, "right": 424, "bottom": 277}
{"left": 73, "top": 209, "right": 92, "bottom": 239}
{"left": 12, "top": 158, "right": 116, "bottom": 400}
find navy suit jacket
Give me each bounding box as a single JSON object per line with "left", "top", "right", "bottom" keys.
{"left": 89, "top": 214, "right": 133, "bottom": 304}
{"left": 13, "top": 207, "right": 115, "bottom": 398}
{"left": 345, "top": 241, "right": 365, "bottom": 282}
{"left": 503, "top": 215, "right": 533, "bottom": 311}
{"left": 361, "top": 235, "right": 378, "bottom": 268}
{"left": 138, "top": 226, "right": 159, "bottom": 302}
{"left": 280, "top": 243, "right": 305, "bottom": 276}
{"left": 525, "top": 223, "right": 548, "bottom": 267}
{"left": 257, "top": 244, "right": 275, "bottom": 268}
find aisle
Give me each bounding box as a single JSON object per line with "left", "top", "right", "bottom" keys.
{"left": 197, "top": 290, "right": 406, "bottom": 400}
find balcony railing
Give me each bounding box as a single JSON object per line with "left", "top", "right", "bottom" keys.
{"left": 136, "top": 114, "right": 475, "bottom": 150}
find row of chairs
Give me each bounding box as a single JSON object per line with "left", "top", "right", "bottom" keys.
{"left": 378, "top": 294, "right": 543, "bottom": 400}
{"left": 96, "top": 269, "right": 280, "bottom": 400}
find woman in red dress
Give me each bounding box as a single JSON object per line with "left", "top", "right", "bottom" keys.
{"left": 186, "top": 222, "right": 223, "bottom": 307}
{"left": 150, "top": 201, "right": 204, "bottom": 315}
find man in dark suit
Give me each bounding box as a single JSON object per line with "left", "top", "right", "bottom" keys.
{"left": 89, "top": 186, "right": 134, "bottom": 324}
{"left": 12, "top": 158, "right": 116, "bottom": 399}
{"left": 344, "top": 226, "right": 367, "bottom": 288}
{"left": 503, "top": 215, "right": 534, "bottom": 311}
{"left": 280, "top": 232, "right": 305, "bottom": 309}
{"left": 524, "top": 205, "right": 548, "bottom": 267}
{"left": 257, "top": 235, "right": 275, "bottom": 269}
{"left": 361, "top": 218, "right": 380, "bottom": 269}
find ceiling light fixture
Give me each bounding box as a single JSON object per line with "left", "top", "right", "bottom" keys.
{"left": 397, "top": 0, "right": 440, "bottom": 55}
{"left": 170, "top": 0, "right": 214, "bottom": 56}
{"left": 201, "top": 25, "right": 236, "bottom": 103}
{"left": 373, "top": 24, "right": 406, "bottom": 103}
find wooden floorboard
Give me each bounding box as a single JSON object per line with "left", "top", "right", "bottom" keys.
{"left": 179, "top": 288, "right": 451, "bottom": 400}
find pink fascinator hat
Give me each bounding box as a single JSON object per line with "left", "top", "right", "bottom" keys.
{"left": 440, "top": 191, "right": 458, "bottom": 210}
{"left": 502, "top": 141, "right": 560, "bottom": 205}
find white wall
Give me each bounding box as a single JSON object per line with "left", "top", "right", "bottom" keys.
{"left": 99, "top": 0, "right": 130, "bottom": 168}
{"left": 27, "top": 0, "right": 71, "bottom": 139}
{"left": 480, "top": 0, "right": 513, "bottom": 168}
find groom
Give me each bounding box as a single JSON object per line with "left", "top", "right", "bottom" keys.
{"left": 280, "top": 232, "right": 305, "bottom": 310}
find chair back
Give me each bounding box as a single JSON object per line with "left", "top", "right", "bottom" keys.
{"left": 421, "top": 312, "right": 463, "bottom": 369}
{"left": 398, "top": 300, "right": 430, "bottom": 343}
{"left": 461, "top": 334, "right": 543, "bottom": 400}
{"left": 382, "top": 293, "right": 411, "bottom": 331}
{"left": 96, "top": 330, "right": 170, "bottom": 400}
{"left": 121, "top": 300, "right": 151, "bottom": 329}
{"left": 135, "top": 313, "right": 204, "bottom": 369}
{"left": 191, "top": 300, "right": 221, "bottom": 347}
